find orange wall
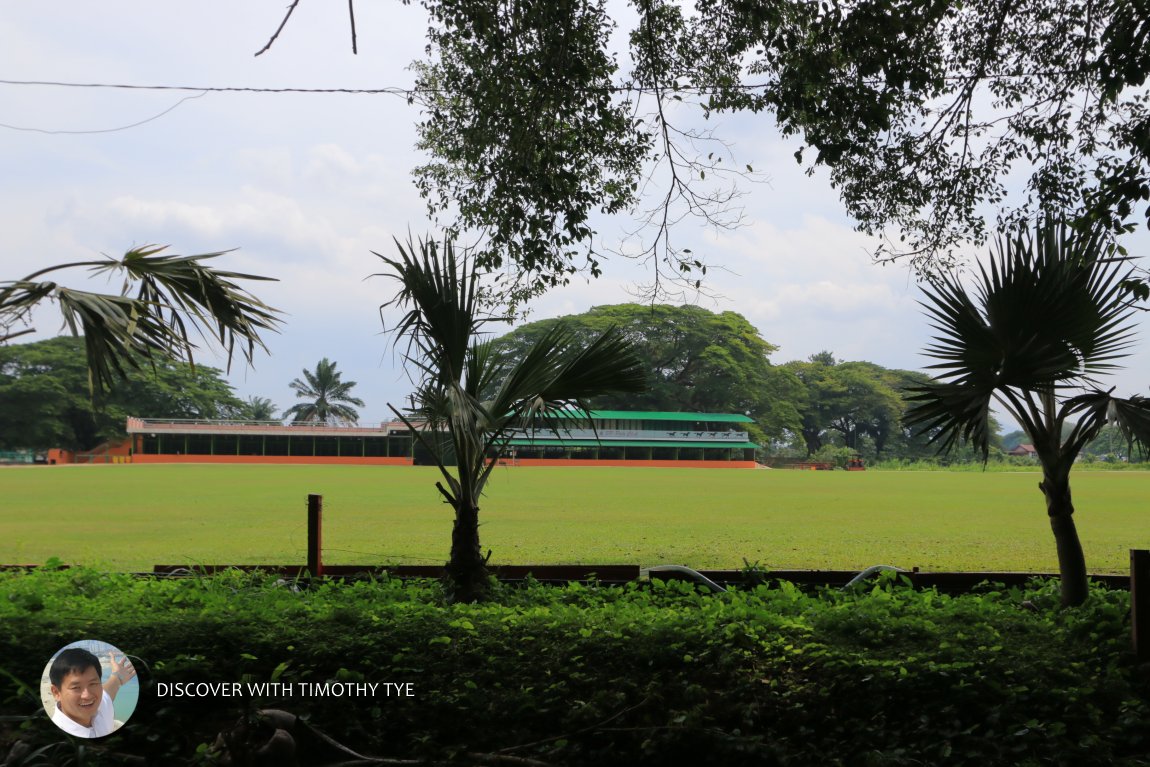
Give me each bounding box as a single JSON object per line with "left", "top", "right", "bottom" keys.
{"left": 70, "top": 454, "right": 750, "bottom": 469}
{"left": 47, "top": 448, "right": 72, "bottom": 465}
{"left": 48, "top": 440, "right": 132, "bottom": 464}
{"left": 132, "top": 454, "right": 414, "bottom": 466}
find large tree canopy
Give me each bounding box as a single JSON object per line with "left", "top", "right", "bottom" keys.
{"left": 411, "top": 0, "right": 651, "bottom": 304}
{"left": 0, "top": 336, "right": 246, "bottom": 451}
{"left": 780, "top": 353, "right": 979, "bottom": 459}
{"left": 367, "top": 0, "right": 1150, "bottom": 292}
{"left": 783, "top": 356, "right": 904, "bottom": 456}
{"left": 688, "top": 0, "right": 1150, "bottom": 274}
{"left": 488, "top": 303, "right": 804, "bottom": 445}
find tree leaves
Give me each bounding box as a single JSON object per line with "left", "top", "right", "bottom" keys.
{"left": 0, "top": 336, "right": 246, "bottom": 450}
{"left": 283, "top": 358, "right": 365, "bottom": 425}
{"left": 907, "top": 219, "right": 1142, "bottom": 461}
{"left": 411, "top": 0, "right": 650, "bottom": 305}
{"left": 377, "top": 234, "right": 645, "bottom": 600}
{"left": 1, "top": 246, "right": 279, "bottom": 396}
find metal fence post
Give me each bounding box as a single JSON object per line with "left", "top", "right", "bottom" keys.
{"left": 308, "top": 494, "right": 324, "bottom": 578}
{"left": 1133, "top": 549, "right": 1149, "bottom": 662}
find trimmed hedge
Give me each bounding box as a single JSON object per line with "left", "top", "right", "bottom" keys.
{"left": 1, "top": 568, "right": 1148, "bottom": 765}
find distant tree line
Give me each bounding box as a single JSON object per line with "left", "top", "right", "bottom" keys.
{"left": 488, "top": 304, "right": 1007, "bottom": 464}
{"left": 0, "top": 338, "right": 364, "bottom": 451}
{"left": 0, "top": 337, "right": 249, "bottom": 451}
{"left": 0, "top": 305, "right": 1011, "bottom": 460}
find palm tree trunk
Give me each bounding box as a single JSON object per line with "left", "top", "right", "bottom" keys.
{"left": 446, "top": 501, "right": 489, "bottom": 603}
{"left": 1039, "top": 467, "right": 1088, "bottom": 607}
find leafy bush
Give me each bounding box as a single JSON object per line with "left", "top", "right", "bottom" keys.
{"left": 1, "top": 569, "right": 1147, "bottom": 765}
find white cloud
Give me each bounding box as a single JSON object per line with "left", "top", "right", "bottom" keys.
{"left": 3, "top": 1, "right": 1148, "bottom": 431}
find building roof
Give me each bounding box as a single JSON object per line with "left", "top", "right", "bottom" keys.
{"left": 127, "top": 411, "right": 755, "bottom": 437}
{"left": 555, "top": 410, "right": 755, "bottom": 423}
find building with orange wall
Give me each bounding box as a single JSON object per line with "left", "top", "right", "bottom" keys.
{"left": 55, "top": 411, "right": 761, "bottom": 468}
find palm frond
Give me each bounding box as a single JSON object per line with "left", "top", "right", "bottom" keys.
{"left": 904, "top": 380, "right": 996, "bottom": 459}
{"left": 2, "top": 246, "right": 279, "bottom": 395}
{"left": 1058, "top": 390, "right": 1150, "bottom": 460}
{"left": 379, "top": 234, "right": 646, "bottom": 496}
{"left": 54, "top": 288, "right": 181, "bottom": 394}
{"left": 1105, "top": 395, "right": 1150, "bottom": 459}
{"left": 919, "top": 222, "right": 1140, "bottom": 401}
{"left": 0, "top": 280, "right": 58, "bottom": 342}
{"left": 93, "top": 246, "right": 280, "bottom": 372}
{"left": 376, "top": 236, "right": 500, "bottom": 387}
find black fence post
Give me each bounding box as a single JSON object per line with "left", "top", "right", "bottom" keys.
{"left": 308, "top": 494, "right": 324, "bottom": 578}
{"left": 1133, "top": 549, "right": 1149, "bottom": 662}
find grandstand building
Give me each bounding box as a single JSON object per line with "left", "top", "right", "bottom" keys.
{"left": 54, "top": 411, "right": 760, "bottom": 468}
{"left": 126, "top": 417, "right": 414, "bottom": 465}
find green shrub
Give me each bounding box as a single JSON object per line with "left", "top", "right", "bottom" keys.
{"left": 1, "top": 569, "right": 1147, "bottom": 766}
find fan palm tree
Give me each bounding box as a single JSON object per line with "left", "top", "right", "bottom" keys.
{"left": 906, "top": 220, "right": 1150, "bottom": 607}
{"left": 1, "top": 245, "right": 279, "bottom": 394}
{"left": 283, "top": 358, "right": 365, "bottom": 425}
{"left": 377, "top": 235, "right": 646, "bottom": 602}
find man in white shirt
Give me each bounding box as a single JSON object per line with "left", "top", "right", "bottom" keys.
{"left": 48, "top": 648, "right": 135, "bottom": 738}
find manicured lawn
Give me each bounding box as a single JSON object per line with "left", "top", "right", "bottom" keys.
{"left": 2, "top": 464, "right": 1147, "bottom": 572}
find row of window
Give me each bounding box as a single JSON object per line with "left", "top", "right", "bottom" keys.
{"left": 137, "top": 434, "right": 414, "bottom": 457}
{"left": 592, "top": 420, "right": 740, "bottom": 432}
{"left": 135, "top": 434, "right": 752, "bottom": 461}
{"left": 507, "top": 446, "right": 753, "bottom": 461}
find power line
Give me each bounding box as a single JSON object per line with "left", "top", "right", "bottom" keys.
{"left": 0, "top": 78, "right": 414, "bottom": 97}
{"left": 0, "top": 91, "right": 209, "bottom": 135}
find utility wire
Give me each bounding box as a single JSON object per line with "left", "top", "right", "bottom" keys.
{"left": 0, "top": 69, "right": 1094, "bottom": 99}
{"left": 0, "top": 78, "right": 414, "bottom": 96}
{"left": 0, "top": 91, "right": 209, "bottom": 135}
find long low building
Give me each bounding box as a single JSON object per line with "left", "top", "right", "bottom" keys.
{"left": 59, "top": 411, "right": 760, "bottom": 468}
{"left": 126, "top": 417, "right": 414, "bottom": 465}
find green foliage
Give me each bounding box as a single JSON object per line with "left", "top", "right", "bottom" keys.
{"left": 0, "top": 245, "right": 278, "bottom": 395}
{"left": 810, "top": 444, "right": 857, "bottom": 470}
{"left": 411, "top": 0, "right": 651, "bottom": 305}
{"left": 907, "top": 219, "right": 1150, "bottom": 606}
{"left": 282, "top": 358, "right": 364, "bottom": 425}
{"left": 782, "top": 354, "right": 957, "bottom": 460}
{"left": 235, "top": 395, "right": 278, "bottom": 423}
{"left": 685, "top": 0, "right": 1150, "bottom": 278}
{"left": 271, "top": 0, "right": 1150, "bottom": 295}
{"left": 377, "top": 236, "right": 646, "bottom": 600}
{"left": 0, "top": 337, "right": 246, "bottom": 450}
{"left": 1, "top": 568, "right": 1147, "bottom": 765}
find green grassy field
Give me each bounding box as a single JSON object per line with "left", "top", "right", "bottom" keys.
{"left": 2, "top": 464, "right": 1148, "bottom": 573}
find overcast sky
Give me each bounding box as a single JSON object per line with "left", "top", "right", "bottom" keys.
{"left": 3, "top": 2, "right": 1147, "bottom": 431}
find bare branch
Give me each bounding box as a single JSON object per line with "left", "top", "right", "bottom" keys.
{"left": 254, "top": 0, "right": 303, "bottom": 57}
{"left": 348, "top": 0, "right": 358, "bottom": 55}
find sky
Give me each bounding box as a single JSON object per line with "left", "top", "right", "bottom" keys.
{"left": 2, "top": 1, "right": 1148, "bottom": 431}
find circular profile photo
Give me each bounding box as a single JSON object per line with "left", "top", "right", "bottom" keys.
{"left": 41, "top": 640, "right": 138, "bottom": 738}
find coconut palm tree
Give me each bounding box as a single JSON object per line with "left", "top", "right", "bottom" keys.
{"left": 1, "top": 245, "right": 279, "bottom": 394}
{"left": 283, "top": 359, "right": 365, "bottom": 425}
{"left": 239, "top": 395, "right": 279, "bottom": 423}
{"left": 906, "top": 220, "right": 1150, "bottom": 607}
{"left": 377, "top": 235, "right": 646, "bottom": 602}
